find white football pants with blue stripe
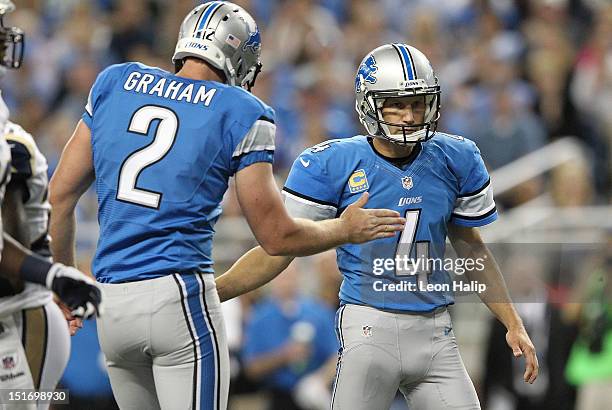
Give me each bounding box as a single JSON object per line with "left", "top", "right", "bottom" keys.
{"left": 331, "top": 304, "right": 480, "bottom": 410}
{"left": 97, "top": 273, "right": 229, "bottom": 410}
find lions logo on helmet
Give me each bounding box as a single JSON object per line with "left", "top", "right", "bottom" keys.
{"left": 355, "top": 54, "right": 378, "bottom": 92}
{"left": 355, "top": 44, "right": 441, "bottom": 145}
{"left": 242, "top": 28, "right": 261, "bottom": 53}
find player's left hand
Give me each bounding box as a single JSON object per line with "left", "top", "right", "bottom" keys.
{"left": 506, "top": 326, "right": 539, "bottom": 384}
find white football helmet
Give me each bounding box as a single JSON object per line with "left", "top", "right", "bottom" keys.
{"left": 355, "top": 44, "right": 440, "bottom": 144}
{"left": 173, "top": 1, "right": 262, "bottom": 90}
{"left": 0, "top": 0, "right": 23, "bottom": 69}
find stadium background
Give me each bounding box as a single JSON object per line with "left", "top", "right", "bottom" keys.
{"left": 3, "top": 0, "right": 611, "bottom": 409}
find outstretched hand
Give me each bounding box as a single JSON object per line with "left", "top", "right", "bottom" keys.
{"left": 340, "top": 192, "right": 405, "bottom": 243}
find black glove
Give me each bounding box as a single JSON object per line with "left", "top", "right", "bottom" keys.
{"left": 46, "top": 263, "right": 103, "bottom": 319}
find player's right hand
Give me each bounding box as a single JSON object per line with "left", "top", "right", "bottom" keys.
{"left": 340, "top": 192, "right": 405, "bottom": 243}
{"left": 506, "top": 326, "right": 539, "bottom": 384}
{"left": 46, "top": 264, "right": 103, "bottom": 320}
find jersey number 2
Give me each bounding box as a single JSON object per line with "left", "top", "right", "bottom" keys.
{"left": 117, "top": 105, "right": 178, "bottom": 209}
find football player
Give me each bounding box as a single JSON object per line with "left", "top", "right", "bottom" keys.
{"left": 48, "top": 2, "right": 404, "bottom": 409}
{"left": 216, "top": 43, "right": 539, "bottom": 409}
{"left": 0, "top": 122, "right": 71, "bottom": 410}
{"left": 0, "top": 0, "right": 101, "bottom": 314}
{"left": 0, "top": 1, "right": 101, "bottom": 408}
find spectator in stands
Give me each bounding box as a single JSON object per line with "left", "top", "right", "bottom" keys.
{"left": 242, "top": 264, "right": 337, "bottom": 410}
{"left": 483, "top": 252, "right": 578, "bottom": 410}
{"left": 564, "top": 233, "right": 612, "bottom": 410}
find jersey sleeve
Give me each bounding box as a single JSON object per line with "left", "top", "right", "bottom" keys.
{"left": 82, "top": 64, "right": 123, "bottom": 129}
{"left": 6, "top": 138, "right": 31, "bottom": 185}
{"left": 282, "top": 146, "right": 339, "bottom": 221}
{"left": 451, "top": 142, "right": 498, "bottom": 227}
{"left": 228, "top": 95, "right": 276, "bottom": 174}
{"left": 230, "top": 116, "right": 276, "bottom": 173}
{"left": 5, "top": 125, "right": 36, "bottom": 204}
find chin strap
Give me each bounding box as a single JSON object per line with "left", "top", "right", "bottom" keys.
{"left": 378, "top": 121, "right": 429, "bottom": 144}
{"left": 224, "top": 57, "right": 237, "bottom": 86}
{"left": 388, "top": 128, "right": 428, "bottom": 144}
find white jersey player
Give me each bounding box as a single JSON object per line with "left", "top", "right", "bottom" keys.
{"left": 0, "top": 121, "right": 70, "bottom": 410}
{"left": 1, "top": 122, "right": 54, "bottom": 313}
{"left": 0, "top": 2, "right": 101, "bottom": 408}
{"left": 0, "top": 0, "right": 101, "bottom": 315}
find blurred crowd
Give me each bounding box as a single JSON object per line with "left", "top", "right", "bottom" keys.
{"left": 4, "top": 0, "right": 611, "bottom": 199}
{"left": 4, "top": 0, "right": 609, "bottom": 409}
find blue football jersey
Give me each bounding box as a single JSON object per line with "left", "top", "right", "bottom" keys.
{"left": 283, "top": 134, "right": 497, "bottom": 312}
{"left": 83, "top": 62, "right": 276, "bottom": 283}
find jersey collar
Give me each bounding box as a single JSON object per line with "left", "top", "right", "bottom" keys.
{"left": 367, "top": 137, "right": 422, "bottom": 171}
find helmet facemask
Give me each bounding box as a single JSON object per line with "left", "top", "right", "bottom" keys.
{"left": 358, "top": 79, "right": 440, "bottom": 145}
{"left": 226, "top": 57, "right": 262, "bottom": 91}
{"left": 0, "top": 5, "right": 24, "bottom": 69}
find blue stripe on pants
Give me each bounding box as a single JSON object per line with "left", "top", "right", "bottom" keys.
{"left": 182, "top": 274, "right": 217, "bottom": 410}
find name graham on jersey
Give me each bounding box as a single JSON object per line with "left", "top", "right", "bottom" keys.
{"left": 123, "top": 71, "right": 217, "bottom": 106}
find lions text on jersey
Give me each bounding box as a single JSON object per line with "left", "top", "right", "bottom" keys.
{"left": 283, "top": 134, "right": 497, "bottom": 312}
{"left": 83, "top": 62, "right": 275, "bottom": 283}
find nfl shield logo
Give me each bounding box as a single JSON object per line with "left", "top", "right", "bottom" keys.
{"left": 2, "top": 355, "right": 15, "bottom": 369}
{"left": 402, "top": 176, "right": 413, "bottom": 190}
{"left": 362, "top": 325, "right": 373, "bottom": 338}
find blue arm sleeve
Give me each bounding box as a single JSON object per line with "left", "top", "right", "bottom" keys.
{"left": 227, "top": 92, "right": 276, "bottom": 174}
{"left": 81, "top": 64, "right": 122, "bottom": 129}
{"left": 451, "top": 144, "right": 498, "bottom": 227}
{"left": 283, "top": 148, "right": 340, "bottom": 208}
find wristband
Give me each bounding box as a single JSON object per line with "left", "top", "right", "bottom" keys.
{"left": 18, "top": 254, "right": 53, "bottom": 287}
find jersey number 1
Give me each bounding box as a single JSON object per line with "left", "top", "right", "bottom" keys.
{"left": 117, "top": 105, "right": 178, "bottom": 209}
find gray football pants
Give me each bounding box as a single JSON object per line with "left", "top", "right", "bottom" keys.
{"left": 331, "top": 304, "right": 480, "bottom": 410}
{"left": 97, "top": 273, "right": 229, "bottom": 410}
